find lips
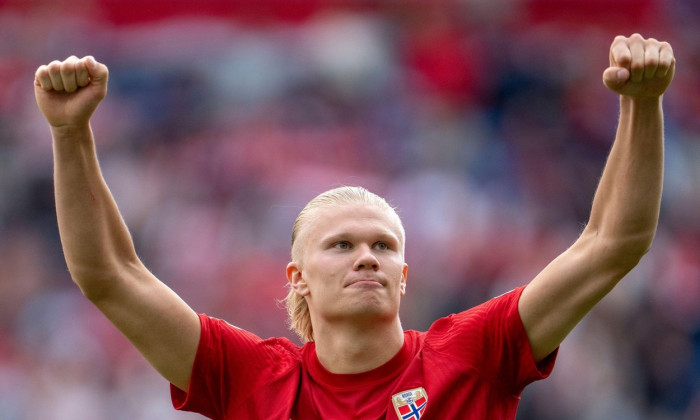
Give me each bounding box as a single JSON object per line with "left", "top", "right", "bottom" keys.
{"left": 345, "top": 278, "right": 384, "bottom": 287}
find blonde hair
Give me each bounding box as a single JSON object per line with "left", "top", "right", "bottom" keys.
{"left": 285, "top": 186, "right": 404, "bottom": 343}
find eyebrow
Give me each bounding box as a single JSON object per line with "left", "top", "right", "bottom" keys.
{"left": 320, "top": 231, "right": 401, "bottom": 246}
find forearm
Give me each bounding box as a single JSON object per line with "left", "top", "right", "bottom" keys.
{"left": 585, "top": 96, "right": 664, "bottom": 259}
{"left": 52, "top": 124, "right": 140, "bottom": 297}
{"left": 519, "top": 34, "right": 674, "bottom": 362}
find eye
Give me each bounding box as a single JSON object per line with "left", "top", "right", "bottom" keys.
{"left": 333, "top": 241, "right": 351, "bottom": 250}
{"left": 374, "top": 242, "right": 389, "bottom": 250}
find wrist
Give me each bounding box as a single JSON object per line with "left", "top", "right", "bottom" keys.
{"left": 50, "top": 124, "right": 92, "bottom": 139}
{"left": 620, "top": 95, "right": 662, "bottom": 108}
{"left": 620, "top": 95, "right": 662, "bottom": 118}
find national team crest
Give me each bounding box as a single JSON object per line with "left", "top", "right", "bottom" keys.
{"left": 391, "top": 387, "right": 428, "bottom": 420}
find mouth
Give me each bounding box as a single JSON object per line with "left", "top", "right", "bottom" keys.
{"left": 345, "top": 278, "right": 384, "bottom": 288}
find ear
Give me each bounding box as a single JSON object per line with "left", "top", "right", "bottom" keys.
{"left": 286, "top": 261, "right": 310, "bottom": 297}
{"left": 400, "top": 263, "right": 408, "bottom": 296}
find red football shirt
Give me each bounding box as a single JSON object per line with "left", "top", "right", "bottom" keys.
{"left": 171, "top": 286, "right": 556, "bottom": 419}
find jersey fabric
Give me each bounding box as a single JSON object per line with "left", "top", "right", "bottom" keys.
{"left": 171, "top": 286, "right": 556, "bottom": 419}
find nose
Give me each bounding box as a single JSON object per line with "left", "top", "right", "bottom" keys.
{"left": 354, "top": 244, "right": 380, "bottom": 271}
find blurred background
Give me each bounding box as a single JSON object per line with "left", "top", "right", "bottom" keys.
{"left": 0, "top": 0, "right": 698, "bottom": 419}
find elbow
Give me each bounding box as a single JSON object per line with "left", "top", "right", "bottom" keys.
{"left": 613, "top": 240, "right": 651, "bottom": 272}
{"left": 583, "top": 228, "right": 656, "bottom": 273}
{"left": 67, "top": 258, "right": 141, "bottom": 302}
{"left": 621, "top": 229, "right": 657, "bottom": 258}
{"left": 68, "top": 265, "right": 118, "bottom": 302}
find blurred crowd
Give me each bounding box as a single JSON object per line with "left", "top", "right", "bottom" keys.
{"left": 0, "top": 0, "right": 699, "bottom": 419}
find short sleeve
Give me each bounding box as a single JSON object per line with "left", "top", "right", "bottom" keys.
{"left": 425, "top": 286, "right": 557, "bottom": 395}
{"left": 170, "top": 314, "right": 300, "bottom": 418}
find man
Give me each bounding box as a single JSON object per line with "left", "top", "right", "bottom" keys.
{"left": 34, "top": 33, "right": 674, "bottom": 419}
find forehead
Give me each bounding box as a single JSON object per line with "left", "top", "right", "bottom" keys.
{"left": 303, "top": 203, "right": 403, "bottom": 244}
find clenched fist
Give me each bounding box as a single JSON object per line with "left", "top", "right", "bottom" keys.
{"left": 603, "top": 34, "right": 675, "bottom": 99}
{"left": 34, "top": 55, "right": 109, "bottom": 128}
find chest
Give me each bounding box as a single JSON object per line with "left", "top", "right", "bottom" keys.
{"left": 289, "top": 357, "right": 518, "bottom": 420}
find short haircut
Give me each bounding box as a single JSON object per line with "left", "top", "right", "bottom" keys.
{"left": 285, "top": 186, "right": 405, "bottom": 342}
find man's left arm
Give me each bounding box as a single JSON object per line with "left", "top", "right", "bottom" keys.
{"left": 518, "top": 34, "right": 676, "bottom": 362}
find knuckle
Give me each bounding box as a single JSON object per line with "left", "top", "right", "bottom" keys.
{"left": 35, "top": 65, "right": 47, "bottom": 77}
{"left": 630, "top": 61, "right": 644, "bottom": 71}
{"left": 60, "top": 60, "right": 75, "bottom": 72}
{"left": 616, "top": 48, "right": 631, "bottom": 59}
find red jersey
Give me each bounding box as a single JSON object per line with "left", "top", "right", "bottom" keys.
{"left": 171, "top": 286, "right": 556, "bottom": 419}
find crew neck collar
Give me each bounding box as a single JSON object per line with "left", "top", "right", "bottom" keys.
{"left": 304, "top": 331, "right": 417, "bottom": 389}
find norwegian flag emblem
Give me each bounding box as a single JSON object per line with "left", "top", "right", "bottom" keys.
{"left": 391, "top": 387, "right": 428, "bottom": 420}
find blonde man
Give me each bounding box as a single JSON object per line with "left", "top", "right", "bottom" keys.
{"left": 34, "top": 34, "right": 674, "bottom": 419}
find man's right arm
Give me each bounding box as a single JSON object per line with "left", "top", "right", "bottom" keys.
{"left": 35, "top": 56, "right": 200, "bottom": 391}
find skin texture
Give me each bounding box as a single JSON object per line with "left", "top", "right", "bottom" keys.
{"left": 32, "top": 33, "right": 674, "bottom": 394}
{"left": 287, "top": 204, "right": 408, "bottom": 373}
{"left": 519, "top": 34, "right": 674, "bottom": 361}
{"left": 35, "top": 56, "right": 200, "bottom": 392}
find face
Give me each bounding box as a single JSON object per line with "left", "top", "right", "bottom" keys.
{"left": 286, "top": 203, "right": 408, "bottom": 327}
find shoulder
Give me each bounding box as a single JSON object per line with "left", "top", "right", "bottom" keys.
{"left": 426, "top": 286, "right": 526, "bottom": 338}
{"left": 415, "top": 286, "right": 553, "bottom": 392}
{"left": 173, "top": 316, "right": 302, "bottom": 416}
{"left": 418, "top": 286, "right": 529, "bottom": 361}
{"left": 198, "top": 314, "right": 302, "bottom": 362}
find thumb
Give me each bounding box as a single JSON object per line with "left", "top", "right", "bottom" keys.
{"left": 85, "top": 56, "right": 109, "bottom": 86}
{"left": 603, "top": 67, "right": 629, "bottom": 90}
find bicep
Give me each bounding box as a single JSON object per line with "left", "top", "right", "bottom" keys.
{"left": 89, "top": 261, "right": 201, "bottom": 391}
{"left": 519, "top": 232, "right": 635, "bottom": 362}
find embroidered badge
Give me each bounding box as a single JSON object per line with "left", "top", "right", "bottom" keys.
{"left": 391, "top": 387, "right": 428, "bottom": 420}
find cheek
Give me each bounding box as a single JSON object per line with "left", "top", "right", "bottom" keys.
{"left": 385, "top": 257, "right": 406, "bottom": 275}
{"left": 304, "top": 257, "right": 344, "bottom": 286}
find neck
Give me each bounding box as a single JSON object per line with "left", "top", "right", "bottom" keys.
{"left": 312, "top": 317, "right": 404, "bottom": 374}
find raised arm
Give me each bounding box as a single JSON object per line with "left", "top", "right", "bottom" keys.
{"left": 518, "top": 34, "right": 675, "bottom": 361}
{"left": 34, "top": 56, "right": 200, "bottom": 391}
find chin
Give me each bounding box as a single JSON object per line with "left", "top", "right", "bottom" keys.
{"left": 346, "top": 300, "right": 398, "bottom": 322}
